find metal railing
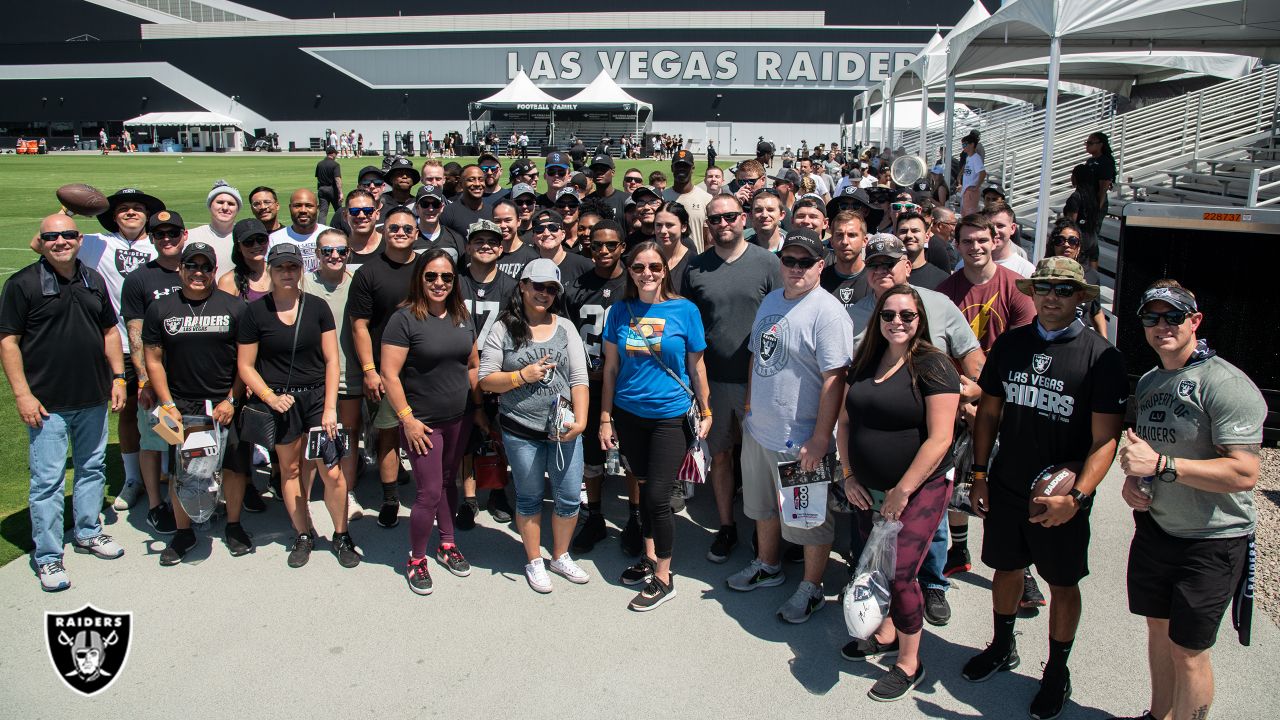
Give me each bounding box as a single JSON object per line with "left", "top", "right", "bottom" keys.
{"left": 1248, "top": 163, "right": 1280, "bottom": 206}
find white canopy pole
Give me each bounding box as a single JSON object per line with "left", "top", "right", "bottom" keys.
{"left": 862, "top": 94, "right": 870, "bottom": 148}
{"left": 920, "top": 74, "right": 930, "bottom": 160}
{"left": 885, "top": 82, "right": 896, "bottom": 150}
{"left": 943, "top": 74, "right": 956, "bottom": 180}
{"left": 1032, "top": 35, "right": 1062, "bottom": 263}
{"left": 880, "top": 84, "right": 889, "bottom": 148}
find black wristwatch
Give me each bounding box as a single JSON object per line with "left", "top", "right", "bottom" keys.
{"left": 1068, "top": 489, "right": 1093, "bottom": 510}
{"left": 112, "top": 373, "right": 127, "bottom": 381}
{"left": 1157, "top": 455, "right": 1178, "bottom": 483}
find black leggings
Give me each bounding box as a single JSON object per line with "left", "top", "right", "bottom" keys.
{"left": 613, "top": 407, "right": 691, "bottom": 560}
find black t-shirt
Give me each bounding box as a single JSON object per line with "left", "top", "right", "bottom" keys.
{"left": 554, "top": 251, "right": 595, "bottom": 286}
{"left": 459, "top": 268, "right": 519, "bottom": 347}
{"left": 142, "top": 290, "right": 243, "bottom": 400}
{"left": 120, "top": 260, "right": 181, "bottom": 321}
{"left": 413, "top": 224, "right": 466, "bottom": 261}
{"left": 346, "top": 252, "right": 417, "bottom": 368}
{"left": 381, "top": 307, "right": 475, "bottom": 424}
{"left": 908, "top": 260, "right": 950, "bottom": 291}
{"left": 564, "top": 270, "right": 626, "bottom": 371}
{"left": 237, "top": 293, "right": 336, "bottom": 388}
{"left": 820, "top": 265, "right": 870, "bottom": 307}
{"left": 625, "top": 229, "right": 655, "bottom": 247}
{"left": 0, "top": 260, "right": 115, "bottom": 412}
{"left": 1075, "top": 268, "right": 1103, "bottom": 328}
{"left": 977, "top": 321, "right": 1128, "bottom": 500}
{"left": 315, "top": 157, "right": 341, "bottom": 189}
{"left": 926, "top": 234, "right": 958, "bottom": 272}
{"left": 441, "top": 199, "right": 490, "bottom": 236}
{"left": 588, "top": 189, "right": 629, "bottom": 221}
{"left": 344, "top": 240, "right": 384, "bottom": 276}
{"left": 845, "top": 350, "right": 960, "bottom": 492}
{"left": 496, "top": 243, "right": 540, "bottom": 279}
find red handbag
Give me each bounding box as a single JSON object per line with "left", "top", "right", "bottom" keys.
{"left": 474, "top": 437, "right": 508, "bottom": 490}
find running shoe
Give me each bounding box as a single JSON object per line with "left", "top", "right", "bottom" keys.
{"left": 961, "top": 641, "right": 1021, "bottom": 682}
{"left": 571, "top": 512, "right": 607, "bottom": 553}
{"left": 224, "top": 524, "right": 253, "bottom": 557}
{"left": 777, "top": 580, "right": 825, "bottom": 624}
{"left": 347, "top": 491, "right": 364, "bottom": 521}
{"left": 73, "top": 534, "right": 124, "bottom": 559}
{"left": 435, "top": 545, "right": 471, "bottom": 577}
{"left": 241, "top": 481, "right": 266, "bottom": 513}
{"left": 841, "top": 636, "right": 900, "bottom": 662}
{"left": 628, "top": 573, "right": 676, "bottom": 612}
{"left": 620, "top": 556, "right": 656, "bottom": 586}
{"left": 37, "top": 560, "right": 70, "bottom": 592}
{"left": 548, "top": 553, "right": 590, "bottom": 584}
{"left": 377, "top": 499, "right": 400, "bottom": 528}
{"left": 1021, "top": 570, "right": 1047, "bottom": 608}
{"left": 620, "top": 515, "right": 643, "bottom": 557}
{"left": 455, "top": 499, "right": 478, "bottom": 531}
{"left": 525, "top": 558, "right": 553, "bottom": 594}
{"left": 1029, "top": 666, "right": 1072, "bottom": 720}
{"left": 332, "top": 533, "right": 361, "bottom": 568}
{"left": 670, "top": 482, "right": 686, "bottom": 513}
{"left": 146, "top": 502, "right": 176, "bottom": 535}
{"left": 924, "top": 587, "right": 952, "bottom": 626}
{"left": 725, "top": 559, "right": 785, "bottom": 592}
{"left": 287, "top": 532, "right": 314, "bottom": 568}
{"left": 487, "top": 490, "right": 513, "bottom": 523}
{"left": 943, "top": 545, "right": 971, "bottom": 577}
{"left": 407, "top": 555, "right": 433, "bottom": 595}
{"left": 868, "top": 662, "right": 926, "bottom": 702}
{"left": 1106, "top": 714, "right": 1157, "bottom": 720}
{"left": 706, "top": 524, "right": 738, "bottom": 564}
{"left": 113, "top": 478, "right": 142, "bottom": 511}
{"left": 159, "top": 529, "right": 197, "bottom": 566}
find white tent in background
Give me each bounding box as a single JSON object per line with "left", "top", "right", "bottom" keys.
{"left": 863, "top": 101, "right": 944, "bottom": 143}
{"left": 472, "top": 69, "right": 560, "bottom": 106}
{"left": 124, "top": 111, "right": 244, "bottom": 151}
{"left": 561, "top": 71, "right": 653, "bottom": 143}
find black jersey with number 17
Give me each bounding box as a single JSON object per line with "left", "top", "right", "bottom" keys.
{"left": 563, "top": 271, "right": 626, "bottom": 371}
{"left": 458, "top": 270, "right": 519, "bottom": 347}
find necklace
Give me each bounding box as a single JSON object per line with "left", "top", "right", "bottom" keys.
{"left": 186, "top": 292, "right": 210, "bottom": 321}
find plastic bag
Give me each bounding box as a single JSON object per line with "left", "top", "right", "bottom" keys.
{"left": 774, "top": 451, "right": 838, "bottom": 529}
{"left": 175, "top": 415, "right": 227, "bottom": 524}
{"left": 843, "top": 516, "right": 902, "bottom": 639}
{"left": 949, "top": 425, "right": 975, "bottom": 515}
{"left": 678, "top": 437, "right": 710, "bottom": 485}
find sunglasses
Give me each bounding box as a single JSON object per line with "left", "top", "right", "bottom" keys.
{"left": 890, "top": 202, "right": 919, "bottom": 212}
{"left": 514, "top": 198, "right": 537, "bottom": 207}
{"left": 533, "top": 223, "right": 562, "bottom": 234}
{"left": 779, "top": 256, "right": 820, "bottom": 269}
{"left": 555, "top": 202, "right": 579, "bottom": 211}
{"left": 1051, "top": 235, "right": 1081, "bottom": 247}
{"left": 423, "top": 271, "right": 455, "bottom": 284}
{"left": 347, "top": 206, "right": 376, "bottom": 217}
{"left": 418, "top": 200, "right": 443, "bottom": 211}
{"left": 623, "top": 176, "right": 644, "bottom": 184}
{"left": 527, "top": 281, "right": 559, "bottom": 295}
{"left": 879, "top": 310, "right": 920, "bottom": 323}
{"left": 479, "top": 165, "right": 500, "bottom": 173}
{"left": 468, "top": 236, "right": 501, "bottom": 247}
{"left": 359, "top": 179, "right": 386, "bottom": 188}
{"left": 39, "top": 230, "right": 80, "bottom": 242}
{"left": 238, "top": 235, "right": 267, "bottom": 247}
{"left": 630, "top": 262, "right": 665, "bottom": 274}
{"left": 250, "top": 200, "right": 278, "bottom": 209}
{"left": 151, "top": 229, "right": 183, "bottom": 240}
{"left": 590, "top": 241, "right": 622, "bottom": 252}
{"left": 319, "top": 246, "right": 350, "bottom": 257}
{"left": 1139, "top": 310, "right": 1189, "bottom": 327}
{"left": 546, "top": 168, "right": 568, "bottom": 177}
{"left": 385, "top": 223, "right": 415, "bottom": 235}
{"left": 182, "top": 261, "right": 214, "bottom": 274}
{"left": 707, "top": 211, "right": 743, "bottom": 225}
{"left": 867, "top": 260, "right": 900, "bottom": 272}
{"left": 1031, "top": 281, "right": 1082, "bottom": 297}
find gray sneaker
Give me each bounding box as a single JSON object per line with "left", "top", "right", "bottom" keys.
{"left": 38, "top": 560, "right": 70, "bottom": 592}
{"left": 113, "top": 478, "right": 143, "bottom": 511}
{"left": 777, "top": 580, "right": 825, "bottom": 624}
{"left": 726, "top": 558, "right": 785, "bottom": 592}
{"left": 73, "top": 534, "right": 125, "bottom": 559}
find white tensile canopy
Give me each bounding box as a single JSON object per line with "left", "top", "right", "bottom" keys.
{"left": 562, "top": 71, "right": 653, "bottom": 115}
{"left": 472, "top": 69, "right": 561, "bottom": 107}
{"left": 123, "top": 111, "right": 243, "bottom": 127}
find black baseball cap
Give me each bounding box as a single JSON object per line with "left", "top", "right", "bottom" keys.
{"left": 478, "top": 151, "right": 501, "bottom": 165}
{"left": 771, "top": 168, "right": 801, "bottom": 187}
{"left": 416, "top": 184, "right": 444, "bottom": 202}
{"left": 147, "top": 210, "right": 185, "bottom": 232}
{"left": 589, "top": 153, "right": 614, "bottom": 169}
{"left": 509, "top": 159, "right": 534, "bottom": 179}
{"left": 232, "top": 218, "right": 269, "bottom": 245}
{"left": 266, "top": 242, "right": 304, "bottom": 268}
{"left": 180, "top": 241, "right": 216, "bottom": 264}
{"left": 545, "top": 151, "right": 570, "bottom": 169}
{"left": 672, "top": 149, "right": 694, "bottom": 167}
{"left": 631, "top": 185, "right": 662, "bottom": 203}
{"left": 358, "top": 166, "right": 384, "bottom": 183}
{"left": 780, "top": 228, "right": 824, "bottom": 259}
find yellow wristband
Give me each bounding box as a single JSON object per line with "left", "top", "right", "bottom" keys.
{"left": 137, "top": 378, "right": 149, "bottom": 389}
{"left": 112, "top": 378, "right": 126, "bottom": 386}
{"left": 362, "top": 363, "right": 377, "bottom": 373}
{"left": 260, "top": 389, "right": 277, "bottom": 399}
{"left": 700, "top": 410, "right": 713, "bottom": 418}
{"left": 396, "top": 406, "right": 413, "bottom": 419}
{"left": 511, "top": 371, "right": 523, "bottom": 387}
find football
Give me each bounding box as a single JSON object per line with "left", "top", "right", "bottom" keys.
{"left": 56, "top": 183, "right": 109, "bottom": 216}
{"left": 1028, "top": 462, "right": 1081, "bottom": 517}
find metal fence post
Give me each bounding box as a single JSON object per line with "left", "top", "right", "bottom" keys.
{"left": 1192, "top": 92, "right": 1204, "bottom": 168}
{"left": 1248, "top": 169, "right": 1261, "bottom": 207}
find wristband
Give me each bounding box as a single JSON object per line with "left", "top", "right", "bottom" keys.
{"left": 362, "top": 363, "right": 377, "bottom": 373}
{"left": 112, "top": 378, "right": 126, "bottom": 386}
{"left": 600, "top": 419, "right": 612, "bottom": 424}
{"left": 137, "top": 378, "right": 149, "bottom": 389}
{"left": 511, "top": 371, "right": 524, "bottom": 387}
{"left": 970, "top": 470, "right": 988, "bottom": 481}
{"left": 700, "top": 409, "right": 713, "bottom": 418}
{"left": 396, "top": 406, "right": 413, "bottom": 419}
{"left": 160, "top": 402, "right": 176, "bottom": 410}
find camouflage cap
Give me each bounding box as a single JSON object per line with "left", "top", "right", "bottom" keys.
{"left": 1015, "top": 256, "right": 1100, "bottom": 300}
{"left": 467, "top": 219, "right": 502, "bottom": 240}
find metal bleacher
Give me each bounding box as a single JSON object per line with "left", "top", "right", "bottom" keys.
{"left": 478, "top": 121, "right": 642, "bottom": 157}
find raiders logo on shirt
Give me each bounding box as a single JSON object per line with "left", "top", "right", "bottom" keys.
{"left": 116, "top": 248, "right": 149, "bottom": 275}
{"left": 838, "top": 287, "right": 855, "bottom": 305}
{"left": 1032, "top": 353, "right": 1053, "bottom": 374}
{"left": 1177, "top": 379, "right": 1196, "bottom": 398}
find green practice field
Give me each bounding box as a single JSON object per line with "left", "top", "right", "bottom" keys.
{"left": 0, "top": 151, "right": 712, "bottom": 567}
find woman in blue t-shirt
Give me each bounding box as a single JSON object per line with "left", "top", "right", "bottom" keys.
{"left": 599, "top": 240, "right": 711, "bottom": 612}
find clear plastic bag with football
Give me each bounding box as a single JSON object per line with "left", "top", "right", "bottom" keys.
{"left": 843, "top": 516, "right": 902, "bottom": 640}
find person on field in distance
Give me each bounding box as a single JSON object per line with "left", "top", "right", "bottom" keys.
{"left": 963, "top": 257, "right": 1128, "bottom": 720}
{"left": 1112, "top": 280, "right": 1265, "bottom": 720}
{"left": 1, "top": 214, "right": 127, "bottom": 592}
{"left": 315, "top": 145, "right": 343, "bottom": 224}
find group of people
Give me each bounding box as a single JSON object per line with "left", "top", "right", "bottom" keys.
{"left": 4, "top": 144, "right": 1261, "bottom": 718}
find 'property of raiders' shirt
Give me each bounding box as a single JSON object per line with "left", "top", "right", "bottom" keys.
{"left": 141, "top": 289, "right": 244, "bottom": 400}
{"left": 79, "top": 231, "right": 156, "bottom": 352}
{"left": 459, "top": 269, "right": 519, "bottom": 348}
{"left": 977, "top": 320, "right": 1127, "bottom": 500}
{"left": 564, "top": 270, "right": 626, "bottom": 371}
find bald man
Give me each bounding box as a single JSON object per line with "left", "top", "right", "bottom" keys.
{"left": 268, "top": 188, "right": 330, "bottom": 272}
{"left": 1, "top": 214, "right": 128, "bottom": 591}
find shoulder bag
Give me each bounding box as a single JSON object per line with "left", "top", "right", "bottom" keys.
{"left": 239, "top": 295, "right": 305, "bottom": 447}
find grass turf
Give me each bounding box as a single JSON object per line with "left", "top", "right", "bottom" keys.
{"left": 0, "top": 151, "right": 705, "bottom": 568}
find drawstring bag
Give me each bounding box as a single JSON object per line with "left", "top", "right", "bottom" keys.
{"left": 843, "top": 516, "right": 901, "bottom": 640}
{"left": 474, "top": 437, "right": 509, "bottom": 490}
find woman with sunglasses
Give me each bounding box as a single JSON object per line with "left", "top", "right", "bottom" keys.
{"left": 837, "top": 284, "right": 960, "bottom": 701}
{"left": 381, "top": 249, "right": 482, "bottom": 594}
{"left": 238, "top": 242, "right": 357, "bottom": 569}
{"left": 218, "top": 218, "right": 272, "bottom": 301}
{"left": 530, "top": 208, "right": 593, "bottom": 285}
{"left": 336, "top": 189, "right": 382, "bottom": 275}
{"left": 599, "top": 241, "right": 711, "bottom": 611}
{"left": 1046, "top": 219, "right": 1106, "bottom": 338}
{"left": 654, "top": 201, "right": 695, "bottom": 281}
{"left": 478, "top": 258, "right": 592, "bottom": 594}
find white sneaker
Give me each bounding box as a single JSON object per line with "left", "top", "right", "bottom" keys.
{"left": 113, "top": 478, "right": 143, "bottom": 511}
{"left": 38, "top": 560, "right": 70, "bottom": 592}
{"left": 525, "top": 558, "right": 553, "bottom": 594}
{"left": 347, "top": 491, "right": 364, "bottom": 521}
{"left": 74, "top": 534, "right": 125, "bottom": 559}
{"left": 548, "top": 553, "right": 590, "bottom": 584}
{"left": 777, "top": 580, "right": 826, "bottom": 624}
{"left": 726, "top": 558, "right": 785, "bottom": 592}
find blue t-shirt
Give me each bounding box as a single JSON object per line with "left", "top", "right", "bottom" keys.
{"left": 603, "top": 298, "right": 707, "bottom": 419}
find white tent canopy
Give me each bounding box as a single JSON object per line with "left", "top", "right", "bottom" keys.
{"left": 472, "top": 69, "right": 560, "bottom": 107}
{"left": 958, "top": 51, "right": 1258, "bottom": 95}
{"left": 123, "top": 111, "right": 243, "bottom": 127}
{"left": 562, "top": 71, "right": 653, "bottom": 114}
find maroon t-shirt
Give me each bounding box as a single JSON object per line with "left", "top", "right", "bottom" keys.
{"left": 935, "top": 264, "right": 1036, "bottom": 352}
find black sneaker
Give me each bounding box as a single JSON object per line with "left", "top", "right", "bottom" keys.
{"left": 962, "top": 641, "right": 1020, "bottom": 682}
{"left": 841, "top": 636, "right": 900, "bottom": 662}
{"left": 706, "top": 524, "right": 738, "bottom": 564}
{"left": 620, "top": 515, "right": 643, "bottom": 557}
{"left": 159, "top": 529, "right": 197, "bottom": 566}
{"left": 943, "top": 545, "right": 971, "bottom": 577}
{"left": 783, "top": 542, "right": 805, "bottom": 565}
{"left": 455, "top": 499, "right": 478, "bottom": 531}
{"left": 868, "top": 662, "right": 926, "bottom": 702}
{"left": 628, "top": 573, "right": 676, "bottom": 612}
{"left": 1030, "top": 667, "right": 1072, "bottom": 720}
{"left": 377, "top": 499, "right": 400, "bottom": 528}
{"left": 924, "top": 587, "right": 952, "bottom": 626}
{"left": 287, "top": 532, "right": 314, "bottom": 568}
{"left": 487, "top": 490, "right": 513, "bottom": 523}
{"left": 147, "top": 502, "right": 176, "bottom": 535}
{"left": 1106, "top": 713, "right": 1157, "bottom": 720}
{"left": 620, "top": 556, "right": 656, "bottom": 586}
{"left": 435, "top": 545, "right": 472, "bottom": 577}
{"left": 572, "top": 513, "right": 607, "bottom": 553}
{"left": 241, "top": 481, "right": 266, "bottom": 513}
{"left": 406, "top": 555, "right": 433, "bottom": 595}
{"left": 1021, "top": 570, "right": 1047, "bottom": 608}
{"left": 224, "top": 524, "right": 253, "bottom": 556}
{"left": 332, "top": 533, "right": 361, "bottom": 568}
{"left": 670, "top": 482, "right": 686, "bottom": 513}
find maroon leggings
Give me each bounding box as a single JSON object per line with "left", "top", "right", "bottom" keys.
{"left": 854, "top": 474, "right": 952, "bottom": 635}
{"left": 401, "top": 415, "right": 472, "bottom": 559}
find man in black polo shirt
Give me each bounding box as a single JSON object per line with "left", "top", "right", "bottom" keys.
{"left": 588, "top": 153, "right": 629, "bottom": 222}
{"left": 316, "top": 145, "right": 343, "bottom": 224}
{"left": 1, "top": 214, "right": 128, "bottom": 591}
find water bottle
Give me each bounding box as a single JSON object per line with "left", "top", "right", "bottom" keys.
{"left": 1137, "top": 475, "right": 1154, "bottom": 499}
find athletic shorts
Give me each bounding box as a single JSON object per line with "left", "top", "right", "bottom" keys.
{"left": 582, "top": 383, "right": 606, "bottom": 471}
{"left": 980, "top": 483, "right": 1091, "bottom": 587}
{"left": 706, "top": 380, "right": 747, "bottom": 455}
{"left": 122, "top": 358, "right": 139, "bottom": 398}
{"left": 1127, "top": 510, "right": 1249, "bottom": 651}
{"left": 171, "top": 397, "right": 251, "bottom": 476}
{"left": 266, "top": 386, "right": 327, "bottom": 446}
{"left": 373, "top": 396, "right": 400, "bottom": 431}
{"left": 740, "top": 431, "right": 835, "bottom": 546}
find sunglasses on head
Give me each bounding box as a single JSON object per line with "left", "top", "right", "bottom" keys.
{"left": 238, "top": 235, "right": 267, "bottom": 247}
{"left": 359, "top": 179, "right": 385, "bottom": 188}
{"left": 319, "top": 246, "right": 350, "bottom": 257}
{"left": 707, "top": 211, "right": 742, "bottom": 225}
{"left": 1139, "top": 310, "right": 1189, "bottom": 327}
{"left": 879, "top": 309, "right": 919, "bottom": 323}
{"left": 1051, "top": 234, "right": 1081, "bottom": 247}
{"left": 527, "top": 281, "right": 559, "bottom": 295}
{"left": 182, "top": 261, "right": 214, "bottom": 274}
{"left": 629, "top": 262, "right": 665, "bottom": 274}
{"left": 385, "top": 223, "right": 415, "bottom": 235}
{"left": 151, "top": 229, "right": 183, "bottom": 240}
{"left": 39, "top": 230, "right": 80, "bottom": 242}
{"left": 590, "top": 240, "right": 622, "bottom": 252}
{"left": 347, "top": 206, "right": 376, "bottom": 217}
{"left": 1031, "top": 281, "right": 1081, "bottom": 297}
{"left": 779, "top": 256, "right": 820, "bottom": 269}
{"left": 423, "top": 271, "right": 455, "bottom": 284}
{"left": 533, "top": 222, "right": 562, "bottom": 234}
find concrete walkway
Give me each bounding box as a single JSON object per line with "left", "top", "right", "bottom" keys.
{"left": 1, "top": 462, "right": 1275, "bottom": 719}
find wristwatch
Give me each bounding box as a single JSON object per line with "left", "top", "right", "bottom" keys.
{"left": 112, "top": 373, "right": 127, "bottom": 381}
{"left": 1157, "top": 455, "right": 1178, "bottom": 483}
{"left": 1068, "top": 489, "right": 1093, "bottom": 510}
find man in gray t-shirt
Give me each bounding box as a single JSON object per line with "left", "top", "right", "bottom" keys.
{"left": 681, "top": 194, "right": 781, "bottom": 562}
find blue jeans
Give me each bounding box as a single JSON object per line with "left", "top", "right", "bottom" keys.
{"left": 501, "top": 431, "right": 583, "bottom": 519}
{"left": 28, "top": 404, "right": 109, "bottom": 565}
{"left": 919, "top": 513, "right": 950, "bottom": 592}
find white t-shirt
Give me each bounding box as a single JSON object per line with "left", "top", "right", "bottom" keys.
{"left": 806, "top": 173, "right": 830, "bottom": 197}
{"left": 961, "top": 153, "right": 985, "bottom": 191}
{"left": 185, "top": 224, "right": 235, "bottom": 278}
{"left": 858, "top": 175, "right": 876, "bottom": 189}
{"left": 664, "top": 185, "right": 713, "bottom": 251}
{"left": 78, "top": 231, "right": 156, "bottom": 352}
{"left": 268, "top": 224, "right": 330, "bottom": 272}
